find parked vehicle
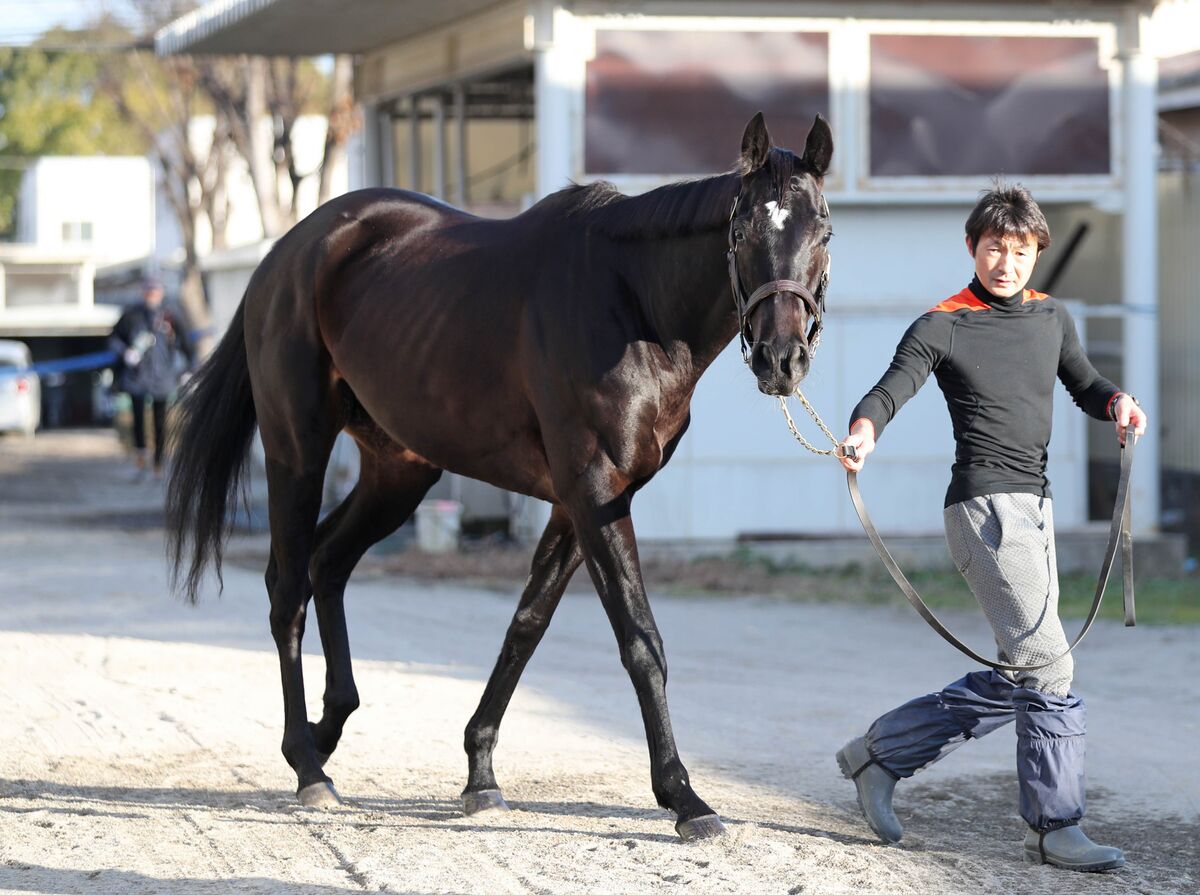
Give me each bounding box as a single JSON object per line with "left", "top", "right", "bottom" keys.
{"left": 0, "top": 340, "right": 40, "bottom": 436}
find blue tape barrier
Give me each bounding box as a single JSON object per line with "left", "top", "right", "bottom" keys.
{"left": 0, "top": 350, "right": 118, "bottom": 380}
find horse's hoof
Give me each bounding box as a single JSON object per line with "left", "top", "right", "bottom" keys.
{"left": 317, "top": 751, "right": 331, "bottom": 768}
{"left": 297, "top": 781, "right": 342, "bottom": 809}
{"left": 676, "top": 814, "right": 726, "bottom": 842}
{"left": 462, "top": 788, "right": 510, "bottom": 816}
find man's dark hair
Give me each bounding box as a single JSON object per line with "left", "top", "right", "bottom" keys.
{"left": 965, "top": 181, "right": 1051, "bottom": 252}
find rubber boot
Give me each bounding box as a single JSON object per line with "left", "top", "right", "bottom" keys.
{"left": 1023, "top": 825, "right": 1125, "bottom": 872}
{"left": 836, "top": 736, "right": 902, "bottom": 843}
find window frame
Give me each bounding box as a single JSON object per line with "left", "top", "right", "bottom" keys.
{"left": 567, "top": 13, "right": 1121, "bottom": 204}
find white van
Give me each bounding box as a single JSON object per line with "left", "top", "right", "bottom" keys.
{"left": 0, "top": 340, "right": 40, "bottom": 436}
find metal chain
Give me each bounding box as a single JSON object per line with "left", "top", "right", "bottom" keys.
{"left": 777, "top": 387, "right": 844, "bottom": 457}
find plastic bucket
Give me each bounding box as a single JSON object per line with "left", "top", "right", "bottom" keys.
{"left": 415, "top": 499, "right": 463, "bottom": 553}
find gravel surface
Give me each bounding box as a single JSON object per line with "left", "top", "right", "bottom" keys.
{"left": 1, "top": 431, "right": 1196, "bottom": 894}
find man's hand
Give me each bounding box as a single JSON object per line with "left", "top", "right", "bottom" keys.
{"left": 840, "top": 418, "right": 876, "bottom": 472}
{"left": 1114, "top": 394, "right": 1147, "bottom": 447}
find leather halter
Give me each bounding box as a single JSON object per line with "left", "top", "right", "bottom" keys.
{"left": 726, "top": 193, "right": 828, "bottom": 364}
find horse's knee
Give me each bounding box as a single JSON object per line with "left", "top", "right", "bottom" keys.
{"left": 268, "top": 598, "right": 307, "bottom": 645}
{"left": 619, "top": 629, "right": 667, "bottom": 681}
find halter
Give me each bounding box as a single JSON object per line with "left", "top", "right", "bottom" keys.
{"left": 726, "top": 192, "right": 829, "bottom": 364}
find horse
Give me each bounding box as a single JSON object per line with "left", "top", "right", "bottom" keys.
{"left": 166, "top": 112, "right": 834, "bottom": 841}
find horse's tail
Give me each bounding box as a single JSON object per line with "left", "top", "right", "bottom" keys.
{"left": 165, "top": 300, "right": 257, "bottom": 603}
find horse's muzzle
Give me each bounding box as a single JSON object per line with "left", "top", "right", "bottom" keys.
{"left": 751, "top": 340, "right": 809, "bottom": 396}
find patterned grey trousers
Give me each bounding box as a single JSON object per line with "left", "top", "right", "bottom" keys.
{"left": 943, "top": 493, "right": 1072, "bottom": 695}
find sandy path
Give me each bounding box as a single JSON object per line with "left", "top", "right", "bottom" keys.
{"left": 0, "top": 433, "right": 1197, "bottom": 894}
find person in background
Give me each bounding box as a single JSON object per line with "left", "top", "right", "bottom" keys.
{"left": 108, "top": 277, "right": 193, "bottom": 479}
{"left": 835, "top": 183, "right": 1147, "bottom": 872}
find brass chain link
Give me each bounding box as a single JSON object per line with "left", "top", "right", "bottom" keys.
{"left": 777, "top": 388, "right": 844, "bottom": 457}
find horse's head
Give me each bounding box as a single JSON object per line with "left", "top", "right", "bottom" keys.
{"left": 729, "top": 112, "right": 833, "bottom": 396}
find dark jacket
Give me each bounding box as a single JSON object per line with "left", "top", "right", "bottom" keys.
{"left": 108, "top": 303, "right": 193, "bottom": 398}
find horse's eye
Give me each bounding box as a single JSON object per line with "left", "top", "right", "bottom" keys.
{"left": 733, "top": 225, "right": 746, "bottom": 242}
{"left": 789, "top": 176, "right": 802, "bottom": 192}
{"left": 822, "top": 229, "right": 834, "bottom": 246}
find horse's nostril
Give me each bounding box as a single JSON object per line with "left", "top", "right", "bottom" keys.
{"left": 751, "top": 342, "right": 775, "bottom": 372}
{"left": 779, "top": 344, "right": 807, "bottom": 378}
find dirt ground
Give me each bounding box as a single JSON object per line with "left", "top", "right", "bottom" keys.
{"left": 1, "top": 431, "right": 1197, "bottom": 895}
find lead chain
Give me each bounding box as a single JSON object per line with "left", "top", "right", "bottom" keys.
{"left": 778, "top": 387, "right": 843, "bottom": 458}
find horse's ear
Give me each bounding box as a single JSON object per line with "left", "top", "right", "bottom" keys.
{"left": 740, "top": 112, "right": 772, "bottom": 173}
{"left": 802, "top": 114, "right": 834, "bottom": 178}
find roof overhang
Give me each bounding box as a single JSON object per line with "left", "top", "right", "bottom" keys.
{"left": 155, "top": 0, "right": 506, "bottom": 56}
{"left": 156, "top": 0, "right": 1149, "bottom": 57}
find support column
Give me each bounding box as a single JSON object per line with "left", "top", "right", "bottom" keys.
{"left": 432, "top": 92, "right": 446, "bottom": 200}
{"left": 408, "top": 95, "right": 421, "bottom": 192}
{"left": 359, "top": 102, "right": 380, "bottom": 189}
{"left": 453, "top": 84, "right": 468, "bottom": 207}
{"left": 1119, "top": 9, "right": 1160, "bottom": 535}
{"left": 531, "top": 2, "right": 576, "bottom": 199}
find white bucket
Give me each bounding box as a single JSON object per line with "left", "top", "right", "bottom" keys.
{"left": 415, "top": 499, "right": 463, "bottom": 553}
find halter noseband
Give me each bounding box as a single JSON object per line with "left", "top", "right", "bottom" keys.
{"left": 726, "top": 193, "right": 829, "bottom": 365}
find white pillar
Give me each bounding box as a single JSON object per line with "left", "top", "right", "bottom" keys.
{"left": 531, "top": 3, "right": 576, "bottom": 198}
{"left": 1118, "top": 9, "right": 1160, "bottom": 535}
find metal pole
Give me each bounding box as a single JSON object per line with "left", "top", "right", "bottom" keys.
{"left": 360, "top": 102, "right": 381, "bottom": 188}
{"left": 379, "top": 106, "right": 396, "bottom": 187}
{"left": 432, "top": 92, "right": 446, "bottom": 200}
{"left": 453, "top": 83, "right": 467, "bottom": 207}
{"left": 408, "top": 95, "right": 421, "bottom": 192}
{"left": 1118, "top": 9, "right": 1160, "bottom": 535}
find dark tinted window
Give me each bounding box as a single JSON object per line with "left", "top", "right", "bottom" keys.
{"left": 585, "top": 30, "right": 829, "bottom": 175}
{"left": 869, "top": 34, "right": 1111, "bottom": 177}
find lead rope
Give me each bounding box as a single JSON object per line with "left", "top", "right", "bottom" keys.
{"left": 775, "top": 386, "right": 1137, "bottom": 672}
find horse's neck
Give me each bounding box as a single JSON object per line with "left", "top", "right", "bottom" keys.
{"left": 624, "top": 228, "right": 739, "bottom": 383}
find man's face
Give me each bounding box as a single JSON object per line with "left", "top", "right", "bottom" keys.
{"left": 968, "top": 231, "right": 1040, "bottom": 298}
{"left": 144, "top": 286, "right": 164, "bottom": 308}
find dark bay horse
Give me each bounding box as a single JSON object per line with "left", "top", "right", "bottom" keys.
{"left": 166, "top": 113, "right": 834, "bottom": 841}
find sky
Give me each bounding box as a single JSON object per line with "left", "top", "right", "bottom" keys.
{"left": 0, "top": 0, "right": 144, "bottom": 46}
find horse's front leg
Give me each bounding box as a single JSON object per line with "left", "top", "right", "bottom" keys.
{"left": 462, "top": 505, "right": 581, "bottom": 814}
{"left": 563, "top": 473, "right": 725, "bottom": 841}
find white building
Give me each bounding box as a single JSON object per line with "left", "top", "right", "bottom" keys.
{"left": 157, "top": 0, "right": 1182, "bottom": 557}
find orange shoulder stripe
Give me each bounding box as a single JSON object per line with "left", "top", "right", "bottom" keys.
{"left": 1022, "top": 289, "right": 1050, "bottom": 303}
{"left": 928, "top": 287, "right": 988, "bottom": 314}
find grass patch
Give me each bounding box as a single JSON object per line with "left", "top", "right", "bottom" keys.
{"left": 661, "top": 550, "right": 1200, "bottom": 625}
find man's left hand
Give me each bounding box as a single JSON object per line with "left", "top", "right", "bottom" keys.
{"left": 1114, "top": 394, "right": 1147, "bottom": 446}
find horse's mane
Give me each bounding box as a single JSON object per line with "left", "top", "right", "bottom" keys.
{"left": 525, "top": 148, "right": 801, "bottom": 242}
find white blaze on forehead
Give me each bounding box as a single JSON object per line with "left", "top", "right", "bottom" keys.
{"left": 764, "top": 200, "right": 790, "bottom": 230}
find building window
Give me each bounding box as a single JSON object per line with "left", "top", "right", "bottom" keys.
{"left": 585, "top": 30, "right": 830, "bottom": 176}
{"left": 868, "top": 34, "right": 1111, "bottom": 178}
{"left": 61, "top": 221, "right": 94, "bottom": 243}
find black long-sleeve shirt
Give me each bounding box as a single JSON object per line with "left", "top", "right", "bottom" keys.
{"left": 850, "top": 277, "right": 1122, "bottom": 507}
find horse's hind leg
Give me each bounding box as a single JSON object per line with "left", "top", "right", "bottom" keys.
{"left": 307, "top": 442, "right": 442, "bottom": 766}
{"left": 462, "top": 505, "right": 581, "bottom": 814}
{"left": 262, "top": 445, "right": 341, "bottom": 807}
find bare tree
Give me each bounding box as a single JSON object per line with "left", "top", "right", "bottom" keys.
{"left": 101, "top": 49, "right": 235, "bottom": 351}
{"left": 201, "top": 54, "right": 358, "bottom": 239}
